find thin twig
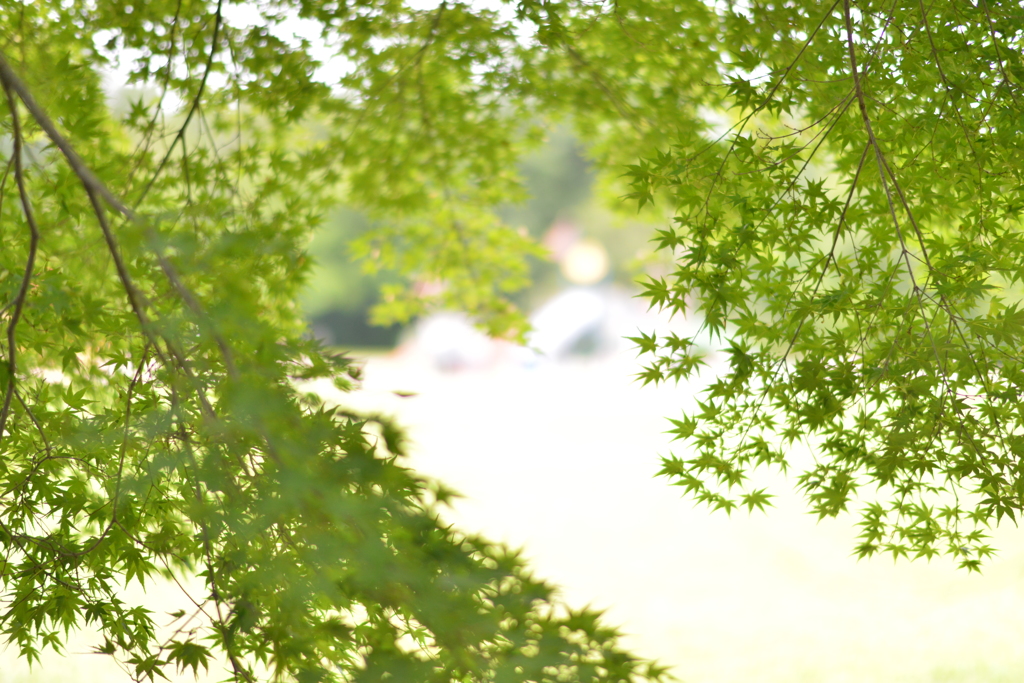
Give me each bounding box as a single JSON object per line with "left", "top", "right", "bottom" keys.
{"left": 0, "top": 77, "right": 40, "bottom": 445}
{"left": 0, "top": 49, "right": 237, "bottom": 380}
{"left": 134, "top": 0, "right": 225, "bottom": 208}
{"left": 125, "top": 0, "right": 186, "bottom": 189}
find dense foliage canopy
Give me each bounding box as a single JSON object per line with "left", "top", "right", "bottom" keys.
{"left": 2, "top": 0, "right": 1023, "bottom": 679}
{"left": 630, "top": 0, "right": 1024, "bottom": 571}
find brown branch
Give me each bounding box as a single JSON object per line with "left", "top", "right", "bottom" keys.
{"left": 73, "top": 164, "right": 224, "bottom": 420}
{"left": 728, "top": 143, "right": 871, "bottom": 456}
{"left": 0, "top": 53, "right": 158, "bottom": 339}
{"left": 14, "top": 386, "right": 53, "bottom": 460}
{"left": 0, "top": 77, "right": 40, "bottom": 446}
{"left": 843, "top": 0, "right": 925, "bottom": 294}
{"left": 0, "top": 156, "right": 13, "bottom": 317}
{"left": 135, "top": 0, "right": 225, "bottom": 208}
{"left": 979, "top": 0, "right": 1018, "bottom": 104}
{"left": 125, "top": 0, "right": 187, "bottom": 188}
{"left": 916, "top": 0, "right": 981, "bottom": 179}
{"left": 0, "top": 48, "right": 237, "bottom": 380}
{"left": 83, "top": 167, "right": 157, "bottom": 330}
{"left": 0, "top": 54, "right": 134, "bottom": 221}
{"left": 844, "top": 0, "right": 978, "bottom": 448}
{"left": 681, "top": 0, "right": 844, "bottom": 168}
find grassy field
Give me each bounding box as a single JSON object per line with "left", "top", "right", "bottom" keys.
{"left": 5, "top": 349, "right": 1024, "bottom": 682}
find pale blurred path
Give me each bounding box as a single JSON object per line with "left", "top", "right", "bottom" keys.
{"left": 325, "top": 351, "right": 1024, "bottom": 683}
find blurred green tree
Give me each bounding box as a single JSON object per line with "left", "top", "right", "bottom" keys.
{"left": 302, "top": 129, "right": 595, "bottom": 347}
{"left": 301, "top": 207, "right": 404, "bottom": 348}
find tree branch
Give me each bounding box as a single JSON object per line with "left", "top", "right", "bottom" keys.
{"left": 0, "top": 78, "right": 40, "bottom": 445}
{"left": 135, "top": 0, "right": 225, "bottom": 208}
{"left": 0, "top": 46, "right": 237, "bottom": 380}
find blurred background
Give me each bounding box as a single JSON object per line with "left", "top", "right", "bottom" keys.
{"left": 300, "top": 126, "right": 661, "bottom": 358}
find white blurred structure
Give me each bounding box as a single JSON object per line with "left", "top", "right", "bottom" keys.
{"left": 401, "top": 312, "right": 497, "bottom": 372}
{"left": 398, "top": 286, "right": 630, "bottom": 371}
{"left": 526, "top": 287, "right": 608, "bottom": 360}
{"left": 400, "top": 284, "right": 696, "bottom": 371}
